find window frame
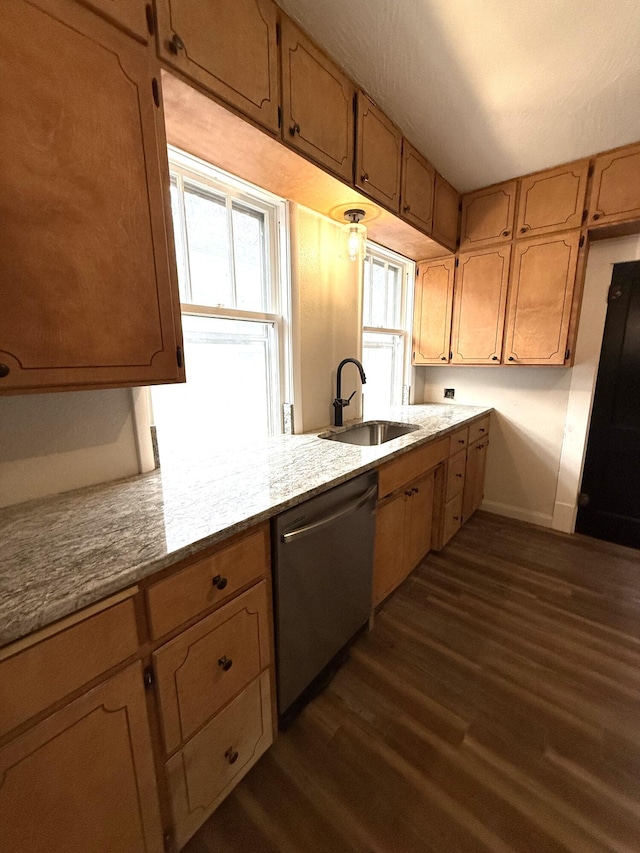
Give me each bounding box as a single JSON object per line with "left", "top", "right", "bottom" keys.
{"left": 362, "top": 242, "right": 415, "bottom": 411}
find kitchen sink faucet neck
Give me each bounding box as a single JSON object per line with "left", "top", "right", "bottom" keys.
{"left": 333, "top": 358, "right": 366, "bottom": 427}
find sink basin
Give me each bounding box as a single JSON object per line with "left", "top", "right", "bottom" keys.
{"left": 319, "top": 421, "right": 420, "bottom": 446}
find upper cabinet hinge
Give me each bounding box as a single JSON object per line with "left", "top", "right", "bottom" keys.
{"left": 143, "top": 666, "right": 155, "bottom": 689}
{"left": 145, "top": 3, "right": 155, "bottom": 36}
{"left": 278, "top": 106, "right": 282, "bottom": 128}
{"left": 415, "top": 266, "right": 419, "bottom": 277}
{"left": 176, "top": 345, "right": 184, "bottom": 368}
{"left": 581, "top": 209, "right": 588, "bottom": 224}
{"left": 353, "top": 92, "right": 357, "bottom": 117}
{"left": 455, "top": 257, "right": 459, "bottom": 267}
{"left": 276, "top": 21, "right": 281, "bottom": 45}
{"left": 579, "top": 235, "right": 585, "bottom": 248}
{"left": 458, "top": 201, "right": 463, "bottom": 212}
{"left": 152, "top": 78, "right": 160, "bottom": 108}
{"left": 588, "top": 163, "right": 595, "bottom": 178}
{"left": 565, "top": 348, "right": 571, "bottom": 361}
{"left": 449, "top": 351, "right": 453, "bottom": 360}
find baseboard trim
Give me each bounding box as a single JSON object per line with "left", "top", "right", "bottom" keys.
{"left": 551, "top": 501, "right": 577, "bottom": 534}
{"left": 481, "top": 500, "right": 554, "bottom": 529}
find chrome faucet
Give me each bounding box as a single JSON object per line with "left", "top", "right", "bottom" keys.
{"left": 333, "top": 358, "right": 366, "bottom": 426}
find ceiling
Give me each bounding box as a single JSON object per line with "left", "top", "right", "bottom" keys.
{"left": 277, "top": 0, "right": 640, "bottom": 192}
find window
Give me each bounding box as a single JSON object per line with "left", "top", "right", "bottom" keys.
{"left": 150, "top": 149, "right": 290, "bottom": 467}
{"left": 362, "top": 244, "right": 414, "bottom": 418}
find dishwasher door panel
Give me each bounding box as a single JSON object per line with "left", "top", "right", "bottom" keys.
{"left": 273, "top": 472, "right": 377, "bottom": 716}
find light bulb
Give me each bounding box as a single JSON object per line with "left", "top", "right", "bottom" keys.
{"left": 347, "top": 225, "right": 362, "bottom": 261}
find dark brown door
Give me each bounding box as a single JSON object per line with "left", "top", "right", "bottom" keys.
{"left": 576, "top": 261, "right": 640, "bottom": 548}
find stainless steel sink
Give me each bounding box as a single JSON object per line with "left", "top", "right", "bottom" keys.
{"left": 319, "top": 421, "right": 420, "bottom": 446}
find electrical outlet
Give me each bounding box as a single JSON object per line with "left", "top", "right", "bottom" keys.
{"left": 444, "top": 388, "right": 455, "bottom": 399}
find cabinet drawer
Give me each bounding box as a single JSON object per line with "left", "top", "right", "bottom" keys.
{"left": 446, "top": 450, "right": 466, "bottom": 501}
{"left": 146, "top": 526, "right": 269, "bottom": 639}
{"left": 378, "top": 438, "right": 448, "bottom": 498}
{"left": 449, "top": 427, "right": 468, "bottom": 455}
{"left": 154, "top": 582, "right": 271, "bottom": 753}
{"left": 0, "top": 595, "right": 138, "bottom": 739}
{"left": 166, "top": 672, "right": 273, "bottom": 850}
{"left": 442, "top": 493, "right": 463, "bottom": 545}
{"left": 468, "top": 417, "right": 490, "bottom": 445}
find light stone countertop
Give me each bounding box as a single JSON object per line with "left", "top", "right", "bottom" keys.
{"left": 0, "top": 404, "right": 491, "bottom": 646}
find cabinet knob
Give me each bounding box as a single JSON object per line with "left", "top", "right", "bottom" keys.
{"left": 455, "top": 473, "right": 463, "bottom": 478}
{"left": 169, "top": 33, "right": 185, "bottom": 54}
{"left": 502, "top": 230, "right": 510, "bottom": 237}
{"left": 0, "top": 364, "right": 9, "bottom": 378}
{"left": 508, "top": 356, "right": 516, "bottom": 361}
{"left": 458, "top": 439, "right": 465, "bottom": 444}
{"left": 491, "top": 355, "right": 498, "bottom": 361}
{"left": 479, "top": 427, "right": 485, "bottom": 432}
{"left": 211, "top": 575, "right": 228, "bottom": 590}
{"left": 225, "top": 747, "right": 239, "bottom": 765}
{"left": 441, "top": 356, "right": 447, "bottom": 361}
{"left": 592, "top": 213, "right": 601, "bottom": 221}
{"left": 520, "top": 226, "right": 529, "bottom": 233}
{"left": 453, "top": 516, "right": 460, "bottom": 521}
{"left": 412, "top": 487, "right": 419, "bottom": 494}
{"left": 403, "top": 204, "right": 411, "bottom": 212}
{"left": 361, "top": 172, "right": 369, "bottom": 183}
{"left": 289, "top": 122, "right": 300, "bottom": 136}
{"left": 218, "top": 655, "right": 233, "bottom": 672}
{"left": 404, "top": 490, "right": 412, "bottom": 497}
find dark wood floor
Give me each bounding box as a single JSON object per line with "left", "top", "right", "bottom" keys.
{"left": 184, "top": 512, "right": 640, "bottom": 852}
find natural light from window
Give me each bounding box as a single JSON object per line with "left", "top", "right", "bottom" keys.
{"left": 150, "top": 149, "right": 289, "bottom": 468}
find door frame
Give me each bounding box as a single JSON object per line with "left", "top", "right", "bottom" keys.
{"left": 552, "top": 234, "right": 640, "bottom": 533}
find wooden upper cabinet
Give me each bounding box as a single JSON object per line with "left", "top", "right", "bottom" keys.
{"left": 504, "top": 232, "right": 580, "bottom": 365}
{"left": 516, "top": 160, "right": 590, "bottom": 238}
{"left": 0, "top": 664, "right": 164, "bottom": 853}
{"left": 355, "top": 92, "right": 402, "bottom": 212}
{"left": 78, "top": 0, "right": 150, "bottom": 41}
{"left": 155, "top": 0, "right": 280, "bottom": 134}
{"left": 451, "top": 246, "right": 511, "bottom": 364}
{"left": 280, "top": 17, "right": 354, "bottom": 182}
{"left": 400, "top": 141, "right": 435, "bottom": 233}
{"left": 0, "top": 0, "right": 182, "bottom": 393}
{"left": 413, "top": 257, "right": 455, "bottom": 364}
{"left": 431, "top": 173, "right": 460, "bottom": 252}
{"left": 589, "top": 142, "right": 640, "bottom": 227}
{"left": 459, "top": 180, "right": 517, "bottom": 250}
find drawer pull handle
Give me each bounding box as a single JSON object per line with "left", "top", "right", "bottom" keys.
{"left": 212, "top": 575, "right": 228, "bottom": 590}
{"left": 225, "top": 747, "right": 239, "bottom": 765}
{"left": 218, "top": 656, "right": 233, "bottom": 672}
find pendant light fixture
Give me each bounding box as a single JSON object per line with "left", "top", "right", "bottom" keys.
{"left": 341, "top": 208, "right": 367, "bottom": 262}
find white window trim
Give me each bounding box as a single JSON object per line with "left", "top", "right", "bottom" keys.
{"left": 362, "top": 242, "right": 415, "bottom": 408}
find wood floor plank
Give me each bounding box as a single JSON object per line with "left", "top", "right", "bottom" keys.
{"left": 183, "top": 512, "right": 640, "bottom": 853}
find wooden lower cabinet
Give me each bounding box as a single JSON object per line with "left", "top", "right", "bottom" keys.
{"left": 166, "top": 672, "right": 273, "bottom": 850}
{"left": 463, "top": 435, "right": 489, "bottom": 523}
{"left": 0, "top": 663, "right": 164, "bottom": 853}
{"left": 374, "top": 443, "right": 445, "bottom": 605}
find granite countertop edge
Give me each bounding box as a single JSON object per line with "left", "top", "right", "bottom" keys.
{"left": 0, "top": 404, "right": 492, "bottom": 647}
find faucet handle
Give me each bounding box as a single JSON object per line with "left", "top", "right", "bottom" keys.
{"left": 346, "top": 390, "right": 356, "bottom": 404}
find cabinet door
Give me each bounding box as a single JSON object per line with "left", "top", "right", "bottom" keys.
{"left": 0, "top": 664, "right": 163, "bottom": 853}
{"left": 459, "top": 180, "right": 517, "bottom": 250}
{"left": 404, "top": 472, "right": 435, "bottom": 573}
{"left": 281, "top": 17, "right": 354, "bottom": 181}
{"left": 516, "top": 160, "right": 589, "bottom": 238}
{"left": 431, "top": 172, "right": 460, "bottom": 252}
{"left": 451, "top": 246, "right": 511, "bottom": 364}
{"left": 401, "top": 141, "right": 435, "bottom": 233}
{"left": 413, "top": 257, "right": 455, "bottom": 364}
{"left": 504, "top": 233, "right": 580, "bottom": 364}
{"left": 78, "top": 0, "right": 150, "bottom": 41}
{"left": 156, "top": 0, "right": 280, "bottom": 133}
{"left": 373, "top": 494, "right": 407, "bottom": 605}
{"left": 0, "top": 0, "right": 182, "bottom": 393}
{"left": 589, "top": 143, "right": 640, "bottom": 227}
{"left": 355, "top": 92, "right": 402, "bottom": 212}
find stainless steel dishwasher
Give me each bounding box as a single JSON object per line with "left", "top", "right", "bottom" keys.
{"left": 272, "top": 471, "right": 377, "bottom": 721}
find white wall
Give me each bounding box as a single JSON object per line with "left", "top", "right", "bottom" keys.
{"left": 0, "top": 389, "right": 141, "bottom": 508}
{"left": 417, "top": 233, "right": 640, "bottom": 531}
{"left": 291, "top": 204, "right": 363, "bottom": 433}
